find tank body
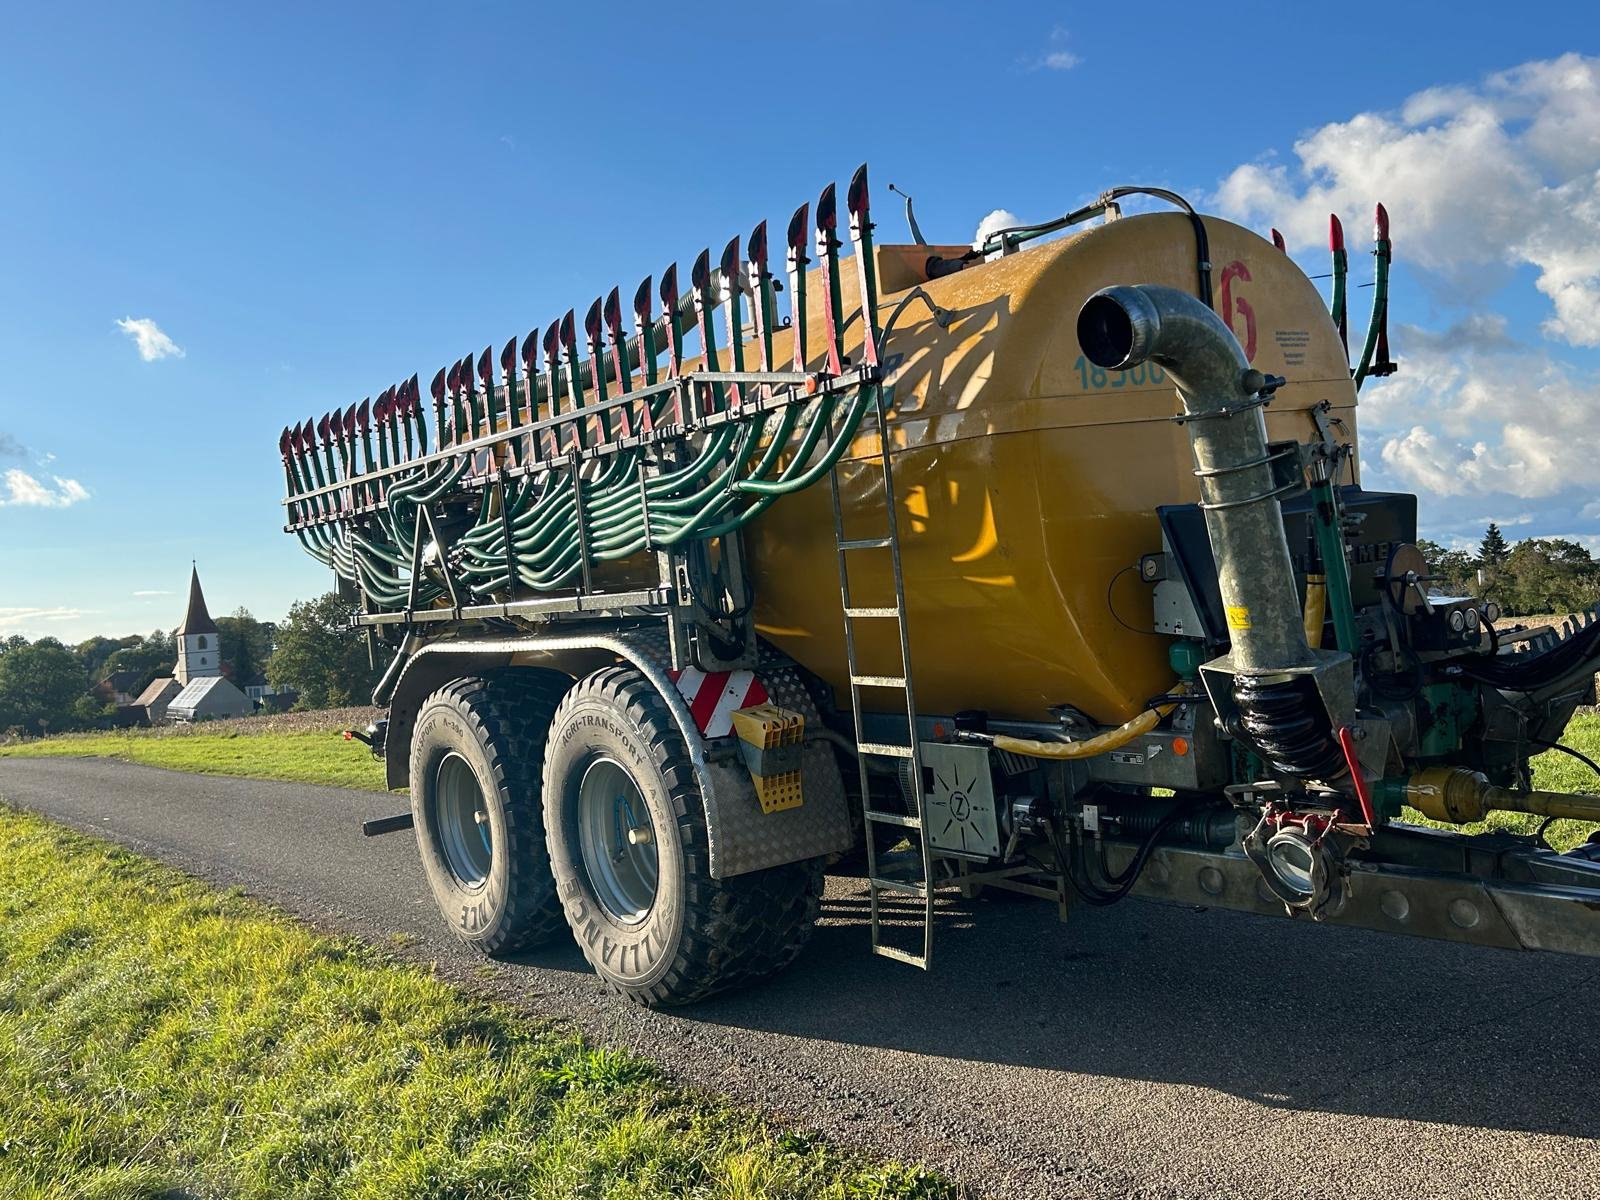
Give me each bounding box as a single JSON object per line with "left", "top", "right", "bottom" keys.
{"left": 742, "top": 212, "right": 1361, "bottom": 724}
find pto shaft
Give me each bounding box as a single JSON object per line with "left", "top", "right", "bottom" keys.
{"left": 1388, "top": 767, "right": 1600, "bottom": 824}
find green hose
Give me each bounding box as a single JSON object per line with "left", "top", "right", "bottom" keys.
{"left": 293, "top": 378, "right": 877, "bottom": 608}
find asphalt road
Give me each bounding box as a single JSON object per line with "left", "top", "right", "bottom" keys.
{"left": 3, "top": 756, "right": 1598, "bottom": 1199}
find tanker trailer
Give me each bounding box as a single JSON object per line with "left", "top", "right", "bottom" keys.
{"left": 276, "top": 166, "right": 1600, "bottom": 1006}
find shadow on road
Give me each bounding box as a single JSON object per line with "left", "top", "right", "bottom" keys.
{"left": 513, "top": 875, "right": 1600, "bottom": 1139}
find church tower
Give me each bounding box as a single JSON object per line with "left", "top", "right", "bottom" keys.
{"left": 174, "top": 565, "right": 221, "bottom": 685}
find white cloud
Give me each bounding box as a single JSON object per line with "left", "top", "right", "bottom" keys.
{"left": 115, "top": 316, "right": 184, "bottom": 361}
{"left": 132, "top": 589, "right": 173, "bottom": 597}
{"left": 0, "top": 607, "right": 95, "bottom": 629}
{"left": 1215, "top": 52, "right": 1600, "bottom": 345}
{"left": 1364, "top": 336, "right": 1600, "bottom": 500}
{"left": 1025, "top": 27, "right": 1082, "bottom": 72}
{"left": 973, "top": 208, "right": 1021, "bottom": 249}
{"left": 0, "top": 469, "right": 89, "bottom": 508}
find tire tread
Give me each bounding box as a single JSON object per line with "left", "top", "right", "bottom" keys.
{"left": 549, "top": 665, "right": 822, "bottom": 1006}
{"left": 416, "top": 669, "right": 570, "bottom": 956}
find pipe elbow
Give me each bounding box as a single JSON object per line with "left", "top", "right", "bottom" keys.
{"left": 1077, "top": 284, "right": 1251, "bottom": 412}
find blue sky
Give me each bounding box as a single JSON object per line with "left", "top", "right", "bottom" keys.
{"left": 2, "top": 1, "right": 1597, "bottom": 642}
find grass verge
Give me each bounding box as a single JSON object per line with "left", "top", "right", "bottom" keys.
{"left": 0, "top": 727, "right": 388, "bottom": 792}
{"left": 0, "top": 808, "right": 950, "bottom": 1200}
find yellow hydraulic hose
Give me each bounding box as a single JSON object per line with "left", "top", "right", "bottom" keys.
{"left": 992, "top": 685, "right": 1188, "bottom": 761}
{"left": 1303, "top": 573, "right": 1327, "bottom": 649}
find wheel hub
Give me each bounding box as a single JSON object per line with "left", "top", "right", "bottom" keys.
{"left": 436, "top": 752, "right": 493, "bottom": 888}
{"left": 577, "top": 757, "right": 659, "bottom": 924}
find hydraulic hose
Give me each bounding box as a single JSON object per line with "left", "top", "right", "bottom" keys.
{"left": 1303, "top": 572, "right": 1327, "bottom": 648}
{"left": 991, "top": 685, "right": 1187, "bottom": 760}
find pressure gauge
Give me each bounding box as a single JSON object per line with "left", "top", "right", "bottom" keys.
{"left": 1448, "top": 609, "right": 1466, "bottom": 632}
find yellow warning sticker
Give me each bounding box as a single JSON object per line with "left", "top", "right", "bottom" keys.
{"left": 1225, "top": 605, "right": 1253, "bottom": 630}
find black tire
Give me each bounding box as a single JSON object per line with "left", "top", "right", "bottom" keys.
{"left": 410, "top": 671, "right": 570, "bottom": 956}
{"left": 543, "top": 665, "right": 824, "bottom": 1007}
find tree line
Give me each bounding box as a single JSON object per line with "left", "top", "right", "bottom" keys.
{"left": 8, "top": 524, "right": 1595, "bottom": 737}
{"left": 0, "top": 593, "right": 385, "bottom": 737}
{"left": 1417, "top": 523, "right": 1600, "bottom": 619}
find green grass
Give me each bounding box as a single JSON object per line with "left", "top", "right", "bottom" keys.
{"left": 0, "top": 807, "right": 952, "bottom": 1200}
{"left": 0, "top": 728, "right": 389, "bottom": 791}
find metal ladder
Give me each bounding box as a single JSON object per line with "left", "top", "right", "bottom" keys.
{"left": 828, "top": 380, "right": 936, "bottom": 968}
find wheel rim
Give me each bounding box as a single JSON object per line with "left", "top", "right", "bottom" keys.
{"left": 577, "top": 757, "right": 658, "bottom": 924}
{"left": 436, "top": 752, "right": 493, "bottom": 888}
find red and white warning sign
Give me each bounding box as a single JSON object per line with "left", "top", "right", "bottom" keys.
{"left": 668, "top": 667, "right": 768, "bottom": 738}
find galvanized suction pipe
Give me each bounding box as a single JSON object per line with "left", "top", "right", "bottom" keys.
{"left": 1077, "top": 284, "right": 1314, "bottom": 675}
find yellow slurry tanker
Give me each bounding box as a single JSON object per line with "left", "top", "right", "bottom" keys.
{"left": 279, "top": 166, "right": 1600, "bottom": 1006}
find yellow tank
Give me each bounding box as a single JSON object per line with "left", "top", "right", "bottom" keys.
{"left": 743, "top": 211, "right": 1361, "bottom": 725}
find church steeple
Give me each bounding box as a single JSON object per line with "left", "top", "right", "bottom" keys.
{"left": 174, "top": 564, "right": 222, "bottom": 684}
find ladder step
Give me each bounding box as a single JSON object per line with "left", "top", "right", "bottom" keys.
{"left": 858, "top": 741, "right": 914, "bottom": 759}
{"left": 838, "top": 536, "right": 893, "bottom": 550}
{"left": 864, "top": 809, "right": 922, "bottom": 829}
{"left": 851, "top": 674, "right": 907, "bottom": 688}
{"left": 870, "top": 877, "right": 929, "bottom": 897}
{"left": 843, "top": 606, "right": 899, "bottom": 618}
{"left": 871, "top": 943, "right": 930, "bottom": 969}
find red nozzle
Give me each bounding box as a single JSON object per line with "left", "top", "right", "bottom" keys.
{"left": 1329, "top": 213, "right": 1345, "bottom": 253}
{"left": 748, "top": 219, "right": 768, "bottom": 268}
{"left": 521, "top": 329, "right": 539, "bottom": 374}
{"left": 1375, "top": 202, "right": 1389, "bottom": 243}
{"left": 691, "top": 248, "right": 711, "bottom": 294}
{"left": 316, "top": 413, "right": 332, "bottom": 445}
{"left": 659, "top": 264, "right": 679, "bottom": 311}
{"left": 446, "top": 360, "right": 461, "bottom": 393}
{"left": 500, "top": 336, "right": 517, "bottom": 377}
{"left": 477, "top": 346, "right": 493, "bottom": 388}
{"left": 786, "top": 202, "right": 810, "bottom": 254}
{"left": 430, "top": 368, "right": 447, "bottom": 404}
{"left": 541, "top": 322, "right": 560, "bottom": 359}
{"left": 373, "top": 395, "right": 389, "bottom": 425}
{"left": 846, "top": 162, "right": 869, "bottom": 218}
{"left": 719, "top": 235, "right": 740, "bottom": 284}
{"left": 357, "top": 398, "right": 370, "bottom": 432}
{"left": 278, "top": 427, "right": 292, "bottom": 457}
{"left": 816, "top": 182, "right": 837, "bottom": 233}
{"left": 558, "top": 309, "right": 576, "bottom": 350}
{"left": 603, "top": 286, "right": 622, "bottom": 333}
{"left": 343, "top": 403, "right": 357, "bottom": 438}
{"left": 584, "top": 297, "right": 603, "bottom": 343}
{"left": 1271, "top": 228, "right": 1286, "bottom": 252}
{"left": 633, "top": 277, "right": 653, "bottom": 322}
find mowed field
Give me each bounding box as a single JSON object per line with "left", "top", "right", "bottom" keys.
{"left": 0, "top": 707, "right": 390, "bottom": 791}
